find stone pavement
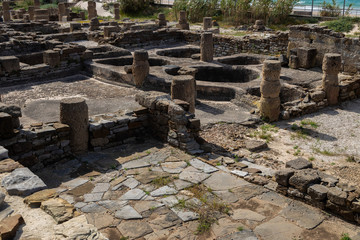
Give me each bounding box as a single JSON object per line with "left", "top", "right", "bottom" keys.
{"left": 1, "top": 139, "right": 360, "bottom": 239}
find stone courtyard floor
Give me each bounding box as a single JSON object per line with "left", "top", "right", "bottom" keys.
{"left": 2, "top": 138, "right": 360, "bottom": 239}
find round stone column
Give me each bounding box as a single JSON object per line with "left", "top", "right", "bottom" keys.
{"left": 60, "top": 98, "right": 89, "bottom": 153}
{"left": 259, "top": 60, "right": 281, "bottom": 122}
{"left": 132, "top": 50, "right": 150, "bottom": 87}
{"left": 322, "top": 53, "right": 341, "bottom": 105}
{"left": 171, "top": 75, "right": 196, "bottom": 113}
{"left": 203, "top": 17, "right": 212, "bottom": 31}
{"left": 200, "top": 32, "right": 213, "bottom": 62}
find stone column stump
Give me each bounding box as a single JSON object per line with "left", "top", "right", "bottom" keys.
{"left": 60, "top": 98, "right": 89, "bottom": 153}
{"left": 158, "top": 13, "right": 166, "bottom": 27}
{"left": 43, "top": 50, "right": 60, "bottom": 67}
{"left": 88, "top": 1, "right": 97, "bottom": 20}
{"left": 200, "top": 32, "right": 213, "bottom": 62}
{"left": 203, "top": 17, "right": 212, "bottom": 31}
{"left": 28, "top": 6, "right": 34, "bottom": 21}
{"left": 176, "top": 11, "right": 189, "bottom": 30}
{"left": 259, "top": 60, "right": 282, "bottom": 122}
{"left": 171, "top": 75, "right": 196, "bottom": 113}
{"left": 322, "top": 53, "right": 341, "bottom": 105}
{"left": 114, "top": 3, "right": 120, "bottom": 20}
{"left": 3, "top": 1, "right": 11, "bottom": 22}
{"left": 132, "top": 50, "right": 149, "bottom": 87}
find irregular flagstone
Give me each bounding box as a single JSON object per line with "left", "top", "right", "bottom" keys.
{"left": 54, "top": 215, "right": 106, "bottom": 240}
{"left": 0, "top": 205, "right": 14, "bottom": 222}
{"left": 280, "top": 201, "right": 325, "bottom": 229}
{"left": 173, "top": 179, "right": 193, "bottom": 190}
{"left": 122, "top": 151, "right": 170, "bottom": 170}
{"left": 133, "top": 201, "right": 164, "bottom": 213}
{"left": 221, "top": 230, "right": 259, "bottom": 240}
{"left": 231, "top": 169, "right": 249, "bottom": 177}
{"left": 143, "top": 228, "right": 171, "bottom": 240}
{"left": 0, "top": 158, "right": 23, "bottom": 173}
{"left": 115, "top": 205, "right": 142, "bottom": 219}
{"left": 213, "top": 190, "right": 238, "bottom": 203}
{"left": 92, "top": 183, "right": 110, "bottom": 193}
{"left": 240, "top": 160, "right": 275, "bottom": 177}
{"left": 212, "top": 218, "right": 243, "bottom": 238}
{"left": 100, "top": 227, "right": 123, "bottom": 240}
{"left": 84, "top": 192, "right": 103, "bottom": 202}
{"left": 0, "top": 214, "right": 24, "bottom": 240}
{"left": 179, "top": 166, "right": 210, "bottom": 184}
{"left": 98, "top": 200, "right": 128, "bottom": 211}
{"left": 86, "top": 212, "right": 119, "bottom": 230}
{"left": 67, "top": 181, "right": 94, "bottom": 196}
{"left": 189, "top": 158, "right": 218, "bottom": 173}
{"left": 41, "top": 198, "right": 76, "bottom": 223}
{"left": 81, "top": 203, "right": 107, "bottom": 213}
{"left": 160, "top": 196, "right": 179, "bottom": 207}
{"left": 74, "top": 202, "right": 87, "bottom": 209}
{"left": 149, "top": 211, "right": 181, "bottom": 230}
{"left": 217, "top": 165, "right": 231, "bottom": 172}
{"left": 122, "top": 158, "right": 151, "bottom": 170}
{"left": 119, "top": 188, "right": 146, "bottom": 200}
{"left": 258, "top": 191, "right": 292, "bottom": 207}
{"left": 254, "top": 216, "right": 303, "bottom": 240}
{"left": 203, "top": 171, "right": 249, "bottom": 191}
{"left": 150, "top": 186, "right": 178, "bottom": 197}
{"left": 161, "top": 161, "right": 188, "bottom": 174}
{"left": 117, "top": 220, "right": 154, "bottom": 239}
{"left": 63, "top": 178, "right": 89, "bottom": 190}
{"left": 232, "top": 209, "right": 266, "bottom": 222}
{"left": 135, "top": 171, "right": 170, "bottom": 184}
{"left": 121, "top": 177, "right": 140, "bottom": 189}
{"left": 59, "top": 194, "right": 75, "bottom": 205}
{"left": 24, "top": 189, "right": 58, "bottom": 207}
{"left": 2, "top": 168, "right": 47, "bottom": 196}
{"left": 171, "top": 207, "right": 199, "bottom": 222}
{"left": 233, "top": 185, "right": 268, "bottom": 201}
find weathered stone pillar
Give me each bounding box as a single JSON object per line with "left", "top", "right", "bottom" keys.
{"left": 171, "top": 75, "right": 196, "bottom": 113}
{"left": 34, "top": 0, "right": 40, "bottom": 9}
{"left": 28, "top": 6, "right": 34, "bottom": 21}
{"left": 200, "top": 32, "right": 213, "bottom": 62}
{"left": 132, "top": 50, "right": 149, "bottom": 87}
{"left": 58, "top": 2, "right": 65, "bottom": 22}
{"left": 60, "top": 98, "right": 89, "bottom": 153}
{"left": 80, "top": 11, "right": 85, "bottom": 20}
{"left": 289, "top": 55, "right": 299, "bottom": 69}
{"left": 158, "top": 13, "right": 166, "bottom": 27}
{"left": 114, "top": 3, "right": 120, "bottom": 20}
{"left": 253, "top": 20, "right": 265, "bottom": 31}
{"left": 322, "top": 53, "right": 341, "bottom": 105}
{"left": 203, "top": 17, "right": 212, "bottom": 31}
{"left": 2, "top": 2, "right": 10, "bottom": 22}
{"left": 259, "top": 60, "right": 281, "bottom": 122}
{"left": 88, "top": 1, "right": 97, "bottom": 20}
{"left": 43, "top": 50, "right": 60, "bottom": 67}
{"left": 89, "top": 17, "right": 100, "bottom": 31}
{"left": 176, "top": 10, "right": 189, "bottom": 30}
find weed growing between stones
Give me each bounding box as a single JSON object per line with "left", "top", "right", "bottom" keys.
{"left": 249, "top": 123, "right": 278, "bottom": 143}
{"left": 151, "top": 176, "right": 173, "bottom": 187}
{"left": 341, "top": 233, "right": 352, "bottom": 240}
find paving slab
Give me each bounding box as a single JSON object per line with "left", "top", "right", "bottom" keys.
{"left": 189, "top": 158, "right": 218, "bottom": 173}
{"left": 221, "top": 230, "right": 259, "bottom": 240}
{"left": 173, "top": 179, "right": 193, "bottom": 190}
{"left": 63, "top": 178, "right": 89, "bottom": 190}
{"left": 81, "top": 203, "right": 107, "bottom": 213}
{"left": 254, "top": 216, "right": 303, "bottom": 240}
{"left": 179, "top": 166, "right": 210, "bottom": 184}
{"left": 149, "top": 211, "right": 181, "bottom": 230}
{"left": 119, "top": 189, "right": 146, "bottom": 200}
{"left": 150, "top": 186, "right": 178, "bottom": 197}
{"left": 133, "top": 201, "right": 164, "bottom": 213}
{"left": 171, "top": 207, "right": 199, "bottom": 222}
{"left": 117, "top": 220, "right": 153, "bottom": 239}
{"left": 232, "top": 209, "right": 266, "bottom": 222}
{"left": 121, "top": 177, "right": 139, "bottom": 189}
{"left": 98, "top": 200, "right": 128, "bottom": 211}
{"left": 160, "top": 196, "right": 179, "bottom": 207}
{"left": 84, "top": 192, "right": 103, "bottom": 202}
{"left": 203, "top": 171, "right": 249, "bottom": 191}
{"left": 115, "top": 205, "right": 142, "bottom": 219}
{"left": 161, "top": 161, "right": 188, "bottom": 173}
{"left": 91, "top": 183, "right": 110, "bottom": 193}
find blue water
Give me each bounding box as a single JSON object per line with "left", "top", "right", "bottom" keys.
{"left": 297, "top": 0, "right": 360, "bottom": 9}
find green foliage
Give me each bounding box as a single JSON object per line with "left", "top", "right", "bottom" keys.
{"left": 341, "top": 233, "right": 352, "bottom": 240}
{"left": 119, "top": 0, "right": 149, "bottom": 14}
{"left": 14, "top": 0, "right": 33, "bottom": 10}
{"left": 40, "top": 3, "right": 58, "bottom": 9}
{"left": 320, "top": 0, "right": 340, "bottom": 17}
{"left": 322, "top": 17, "right": 360, "bottom": 33}
{"left": 271, "top": 0, "right": 299, "bottom": 23}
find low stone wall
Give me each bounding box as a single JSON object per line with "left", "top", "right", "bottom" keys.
{"left": 89, "top": 111, "right": 148, "bottom": 151}
{"left": 275, "top": 159, "right": 360, "bottom": 224}
{"left": 135, "top": 91, "right": 202, "bottom": 154}
{"left": 0, "top": 122, "right": 71, "bottom": 170}
{"left": 7, "top": 22, "right": 58, "bottom": 34}
{"left": 288, "top": 24, "right": 360, "bottom": 74}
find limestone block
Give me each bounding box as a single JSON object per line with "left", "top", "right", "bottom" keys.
{"left": 70, "top": 23, "right": 81, "bottom": 32}
{"left": 200, "top": 32, "right": 213, "bottom": 62}
{"left": 43, "top": 50, "right": 60, "bottom": 67}
{"left": 297, "top": 47, "right": 317, "bottom": 68}
{"left": 0, "top": 113, "right": 13, "bottom": 138}
{"left": 171, "top": 75, "right": 196, "bottom": 113}
{"left": 132, "top": 50, "right": 149, "bottom": 87}
{"left": 0, "top": 56, "right": 20, "bottom": 73}
{"left": 104, "top": 26, "right": 118, "bottom": 38}
{"left": 260, "top": 80, "right": 281, "bottom": 98}
{"left": 289, "top": 55, "right": 299, "bottom": 69}
{"left": 259, "top": 97, "right": 280, "bottom": 122}
{"left": 275, "top": 169, "right": 295, "bottom": 186}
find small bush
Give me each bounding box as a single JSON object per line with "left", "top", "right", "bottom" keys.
{"left": 322, "top": 17, "right": 360, "bottom": 33}
{"left": 119, "top": 0, "right": 149, "bottom": 14}
{"left": 320, "top": 0, "right": 340, "bottom": 17}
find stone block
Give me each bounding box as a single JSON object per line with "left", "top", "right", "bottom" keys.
{"left": 70, "top": 23, "right": 81, "bottom": 32}
{"left": 104, "top": 26, "right": 118, "bottom": 38}
{"left": 297, "top": 47, "right": 317, "bottom": 68}
{"left": 327, "top": 187, "right": 347, "bottom": 206}
{"left": 307, "top": 184, "right": 328, "bottom": 201}
{"left": 0, "top": 56, "right": 20, "bottom": 73}
{"left": 289, "top": 169, "right": 320, "bottom": 192}
{"left": 0, "top": 113, "right": 14, "bottom": 138}
{"left": 275, "top": 169, "right": 295, "bottom": 186}
{"left": 285, "top": 157, "right": 313, "bottom": 170}
{"left": 0, "top": 214, "right": 24, "bottom": 240}
{"left": 43, "top": 50, "right": 60, "bottom": 67}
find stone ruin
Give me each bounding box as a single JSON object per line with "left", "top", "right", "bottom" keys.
{"left": 0, "top": 2, "right": 360, "bottom": 238}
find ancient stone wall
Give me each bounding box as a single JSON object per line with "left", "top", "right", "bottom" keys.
{"left": 0, "top": 122, "right": 71, "bottom": 170}
{"left": 275, "top": 160, "right": 360, "bottom": 224}
{"left": 288, "top": 24, "right": 360, "bottom": 74}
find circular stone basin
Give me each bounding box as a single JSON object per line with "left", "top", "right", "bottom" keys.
{"left": 96, "top": 57, "right": 168, "bottom": 66}
{"left": 193, "top": 65, "right": 259, "bottom": 82}
{"left": 156, "top": 47, "right": 200, "bottom": 58}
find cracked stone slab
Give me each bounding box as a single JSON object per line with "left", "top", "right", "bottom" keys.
{"left": 150, "top": 186, "right": 178, "bottom": 197}
{"left": 98, "top": 200, "right": 128, "bottom": 211}
{"left": 280, "top": 201, "right": 325, "bottom": 229}
{"left": 91, "top": 183, "right": 110, "bottom": 193}
{"left": 254, "top": 216, "right": 303, "bottom": 240}
{"left": 240, "top": 160, "right": 275, "bottom": 177}
{"left": 84, "top": 192, "right": 104, "bottom": 202}
{"left": 81, "top": 203, "right": 107, "bottom": 213}
{"left": 121, "top": 177, "right": 140, "bottom": 189}
{"left": 122, "top": 151, "right": 170, "bottom": 170}
{"left": 117, "top": 220, "right": 153, "bottom": 239}
{"left": 232, "top": 209, "right": 266, "bottom": 222}
{"left": 63, "top": 178, "right": 89, "bottom": 190}
{"left": 203, "top": 171, "right": 249, "bottom": 191}
{"left": 161, "top": 162, "right": 188, "bottom": 174}
{"left": 221, "top": 230, "right": 259, "bottom": 240}
{"left": 179, "top": 166, "right": 210, "bottom": 184}
{"left": 115, "top": 205, "right": 142, "bottom": 219}
{"left": 119, "top": 189, "right": 146, "bottom": 200}
{"left": 173, "top": 179, "right": 193, "bottom": 190}
{"left": 189, "top": 158, "right": 218, "bottom": 173}
{"left": 160, "top": 196, "right": 179, "bottom": 207}
{"left": 231, "top": 169, "right": 249, "bottom": 177}
{"left": 171, "top": 207, "right": 199, "bottom": 222}
{"left": 122, "top": 159, "right": 151, "bottom": 170}
{"left": 133, "top": 201, "right": 164, "bottom": 213}
{"left": 149, "top": 211, "right": 181, "bottom": 230}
